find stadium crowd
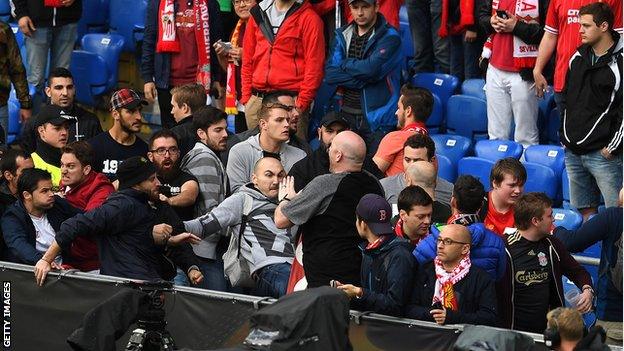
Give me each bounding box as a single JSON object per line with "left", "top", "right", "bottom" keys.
{"left": 0, "top": 0, "right": 622, "bottom": 348}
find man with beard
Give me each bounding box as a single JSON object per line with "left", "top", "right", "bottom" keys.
{"left": 179, "top": 105, "right": 230, "bottom": 291}
{"left": 2, "top": 168, "right": 81, "bottom": 265}
{"left": 88, "top": 89, "right": 149, "bottom": 182}
{"left": 148, "top": 130, "right": 199, "bottom": 221}
{"left": 34, "top": 156, "right": 202, "bottom": 284}
{"left": 20, "top": 68, "right": 103, "bottom": 153}
{"left": 288, "top": 111, "right": 383, "bottom": 192}
{"left": 31, "top": 105, "right": 76, "bottom": 187}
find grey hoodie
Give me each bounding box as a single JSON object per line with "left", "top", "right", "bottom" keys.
{"left": 184, "top": 184, "right": 294, "bottom": 274}
{"left": 180, "top": 141, "right": 228, "bottom": 259}
{"left": 226, "top": 134, "right": 306, "bottom": 193}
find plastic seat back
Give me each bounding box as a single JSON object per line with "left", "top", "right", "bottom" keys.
{"left": 457, "top": 157, "right": 495, "bottom": 191}
{"left": 475, "top": 140, "right": 524, "bottom": 161}
{"left": 523, "top": 162, "right": 558, "bottom": 200}
{"left": 461, "top": 79, "right": 486, "bottom": 100}
{"left": 446, "top": 95, "right": 488, "bottom": 142}
{"left": 431, "top": 134, "right": 471, "bottom": 165}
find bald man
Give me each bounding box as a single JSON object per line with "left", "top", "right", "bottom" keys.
{"left": 406, "top": 224, "right": 498, "bottom": 326}
{"left": 185, "top": 157, "right": 295, "bottom": 298}
{"left": 275, "top": 132, "right": 384, "bottom": 288}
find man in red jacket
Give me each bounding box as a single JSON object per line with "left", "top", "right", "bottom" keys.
{"left": 241, "top": 0, "right": 325, "bottom": 140}
{"left": 59, "top": 141, "right": 115, "bottom": 272}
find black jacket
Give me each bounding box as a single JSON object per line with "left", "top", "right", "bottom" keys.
{"left": 56, "top": 188, "right": 163, "bottom": 281}
{"left": 0, "top": 182, "right": 17, "bottom": 260}
{"left": 1, "top": 196, "right": 82, "bottom": 264}
{"left": 351, "top": 235, "right": 415, "bottom": 317}
{"left": 13, "top": 0, "right": 82, "bottom": 27}
{"left": 21, "top": 104, "right": 103, "bottom": 154}
{"left": 405, "top": 261, "right": 498, "bottom": 325}
{"left": 170, "top": 116, "right": 197, "bottom": 158}
{"left": 562, "top": 32, "right": 623, "bottom": 155}
{"left": 289, "top": 146, "right": 384, "bottom": 192}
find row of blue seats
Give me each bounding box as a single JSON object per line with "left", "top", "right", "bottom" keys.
{"left": 0, "top": 0, "right": 146, "bottom": 52}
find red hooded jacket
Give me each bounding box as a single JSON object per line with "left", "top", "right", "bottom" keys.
{"left": 241, "top": 1, "right": 325, "bottom": 111}
{"left": 60, "top": 171, "right": 115, "bottom": 271}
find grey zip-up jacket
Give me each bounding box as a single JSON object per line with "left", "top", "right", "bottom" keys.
{"left": 226, "top": 134, "right": 306, "bottom": 193}
{"left": 184, "top": 184, "right": 294, "bottom": 274}
{"left": 180, "top": 141, "right": 228, "bottom": 259}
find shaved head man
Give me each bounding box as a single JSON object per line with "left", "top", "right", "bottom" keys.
{"left": 275, "top": 131, "right": 384, "bottom": 288}
{"left": 405, "top": 160, "right": 451, "bottom": 223}
{"left": 251, "top": 157, "right": 287, "bottom": 200}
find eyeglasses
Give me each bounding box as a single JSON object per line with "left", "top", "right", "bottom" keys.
{"left": 233, "top": 0, "right": 253, "bottom": 6}
{"left": 262, "top": 102, "right": 294, "bottom": 111}
{"left": 150, "top": 147, "right": 180, "bottom": 156}
{"left": 436, "top": 238, "right": 469, "bottom": 246}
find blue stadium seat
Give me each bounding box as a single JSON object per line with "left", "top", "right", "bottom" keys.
{"left": 562, "top": 168, "right": 571, "bottom": 209}
{"left": 436, "top": 153, "right": 455, "bottom": 183}
{"left": 460, "top": 79, "right": 486, "bottom": 100}
{"left": 475, "top": 140, "right": 523, "bottom": 161}
{"left": 523, "top": 161, "right": 558, "bottom": 200}
{"left": 446, "top": 95, "right": 488, "bottom": 142}
{"left": 412, "top": 73, "right": 460, "bottom": 107}
{"left": 431, "top": 134, "right": 471, "bottom": 165}
{"left": 457, "top": 157, "right": 494, "bottom": 191}
{"left": 547, "top": 108, "right": 560, "bottom": 145}
{"left": 537, "top": 88, "right": 555, "bottom": 143}
{"left": 524, "top": 145, "right": 565, "bottom": 177}
{"left": 7, "top": 84, "right": 35, "bottom": 143}
{"left": 108, "top": 0, "right": 147, "bottom": 52}
{"left": 77, "top": 0, "right": 109, "bottom": 44}
{"left": 9, "top": 24, "right": 27, "bottom": 69}
{"left": 426, "top": 94, "right": 443, "bottom": 134}
{"left": 0, "top": 0, "right": 10, "bottom": 22}
{"left": 70, "top": 33, "right": 125, "bottom": 106}
{"left": 553, "top": 208, "right": 582, "bottom": 230}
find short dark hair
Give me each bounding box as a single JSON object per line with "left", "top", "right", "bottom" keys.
{"left": 403, "top": 133, "right": 436, "bottom": 160}
{"left": 170, "top": 83, "right": 206, "bottom": 113}
{"left": 1, "top": 149, "right": 30, "bottom": 176}
{"left": 192, "top": 105, "right": 227, "bottom": 131}
{"left": 47, "top": 67, "right": 73, "bottom": 86}
{"left": 148, "top": 129, "right": 179, "bottom": 150}
{"left": 397, "top": 185, "right": 433, "bottom": 213}
{"left": 17, "top": 168, "right": 52, "bottom": 200}
{"left": 262, "top": 90, "right": 297, "bottom": 105}
{"left": 400, "top": 84, "right": 434, "bottom": 122}
{"left": 490, "top": 157, "right": 527, "bottom": 188}
{"left": 514, "top": 192, "right": 553, "bottom": 230}
{"left": 579, "top": 2, "right": 614, "bottom": 31}
{"left": 453, "top": 175, "right": 486, "bottom": 214}
{"left": 61, "top": 141, "right": 94, "bottom": 167}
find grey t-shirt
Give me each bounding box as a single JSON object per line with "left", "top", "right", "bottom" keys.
{"left": 266, "top": 3, "right": 287, "bottom": 35}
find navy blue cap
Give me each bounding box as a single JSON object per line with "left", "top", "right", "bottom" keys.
{"left": 356, "top": 193, "right": 393, "bottom": 235}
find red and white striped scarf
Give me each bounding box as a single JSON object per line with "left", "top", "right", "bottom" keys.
{"left": 432, "top": 254, "right": 471, "bottom": 311}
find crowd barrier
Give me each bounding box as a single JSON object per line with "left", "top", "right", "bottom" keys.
{"left": 0, "top": 260, "right": 616, "bottom": 351}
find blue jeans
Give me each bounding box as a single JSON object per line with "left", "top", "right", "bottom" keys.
{"left": 173, "top": 268, "right": 190, "bottom": 286}
{"left": 0, "top": 105, "right": 7, "bottom": 144}
{"left": 564, "top": 149, "right": 623, "bottom": 209}
{"left": 196, "top": 257, "right": 229, "bottom": 292}
{"left": 253, "top": 262, "right": 291, "bottom": 298}
{"left": 25, "top": 23, "right": 77, "bottom": 112}
{"left": 449, "top": 34, "right": 484, "bottom": 81}
{"left": 405, "top": 0, "right": 449, "bottom": 73}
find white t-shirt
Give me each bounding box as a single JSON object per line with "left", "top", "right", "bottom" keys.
{"left": 30, "top": 214, "right": 62, "bottom": 264}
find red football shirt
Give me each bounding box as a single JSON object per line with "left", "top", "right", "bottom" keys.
{"left": 545, "top": 0, "right": 623, "bottom": 92}
{"left": 484, "top": 192, "right": 516, "bottom": 237}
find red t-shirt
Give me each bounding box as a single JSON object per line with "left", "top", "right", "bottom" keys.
{"left": 484, "top": 192, "right": 515, "bottom": 237}
{"left": 169, "top": 1, "right": 199, "bottom": 87}
{"left": 490, "top": 0, "right": 520, "bottom": 72}
{"left": 545, "top": 0, "right": 623, "bottom": 92}
{"left": 374, "top": 122, "right": 428, "bottom": 177}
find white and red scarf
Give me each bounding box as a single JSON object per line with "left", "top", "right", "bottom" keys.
{"left": 432, "top": 254, "right": 471, "bottom": 311}
{"left": 225, "top": 19, "right": 246, "bottom": 115}
{"left": 157, "top": 0, "right": 212, "bottom": 91}
{"left": 482, "top": 0, "right": 540, "bottom": 69}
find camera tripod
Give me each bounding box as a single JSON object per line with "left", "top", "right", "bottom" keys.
{"left": 125, "top": 288, "right": 176, "bottom": 351}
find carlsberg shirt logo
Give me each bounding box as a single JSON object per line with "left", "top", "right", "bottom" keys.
{"left": 515, "top": 270, "right": 549, "bottom": 286}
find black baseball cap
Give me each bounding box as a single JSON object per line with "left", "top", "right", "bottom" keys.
{"left": 320, "top": 111, "right": 349, "bottom": 128}
{"left": 35, "top": 105, "right": 77, "bottom": 128}
{"left": 356, "top": 194, "right": 393, "bottom": 235}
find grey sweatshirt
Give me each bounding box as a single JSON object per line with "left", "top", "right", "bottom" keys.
{"left": 226, "top": 134, "right": 306, "bottom": 193}
{"left": 184, "top": 184, "right": 294, "bottom": 274}
{"left": 180, "top": 141, "right": 228, "bottom": 259}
